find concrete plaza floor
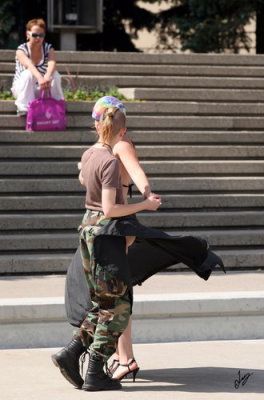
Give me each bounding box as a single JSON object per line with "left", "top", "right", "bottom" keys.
{"left": 0, "top": 340, "right": 263, "bottom": 400}
{"left": 1, "top": 271, "right": 263, "bottom": 399}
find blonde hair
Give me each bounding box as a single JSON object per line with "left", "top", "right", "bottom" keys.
{"left": 26, "top": 18, "right": 46, "bottom": 32}
{"left": 99, "top": 107, "right": 126, "bottom": 144}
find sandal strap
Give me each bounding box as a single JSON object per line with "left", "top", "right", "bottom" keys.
{"left": 119, "top": 358, "right": 136, "bottom": 371}
{"left": 107, "top": 358, "right": 120, "bottom": 376}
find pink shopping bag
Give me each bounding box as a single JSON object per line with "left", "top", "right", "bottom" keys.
{"left": 26, "top": 90, "right": 66, "bottom": 131}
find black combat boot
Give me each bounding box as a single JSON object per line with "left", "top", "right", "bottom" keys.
{"left": 82, "top": 354, "right": 122, "bottom": 391}
{"left": 51, "top": 338, "right": 86, "bottom": 388}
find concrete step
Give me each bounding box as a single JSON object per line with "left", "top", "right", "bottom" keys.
{"left": 1, "top": 177, "right": 264, "bottom": 193}
{"left": 3, "top": 99, "right": 264, "bottom": 117}
{"left": 0, "top": 210, "right": 263, "bottom": 231}
{"left": 1, "top": 160, "right": 263, "bottom": 176}
{"left": 4, "top": 114, "right": 264, "bottom": 130}
{"left": 141, "top": 160, "right": 264, "bottom": 176}
{"left": 4, "top": 73, "right": 264, "bottom": 90}
{"left": 1, "top": 129, "right": 264, "bottom": 145}
{"left": 4, "top": 61, "right": 264, "bottom": 78}
{"left": 1, "top": 248, "right": 263, "bottom": 274}
{"left": 3, "top": 49, "right": 264, "bottom": 65}
{"left": 1, "top": 193, "right": 263, "bottom": 210}
{"left": 0, "top": 253, "right": 71, "bottom": 274}
{"left": 120, "top": 88, "right": 264, "bottom": 102}
{"left": 0, "top": 232, "right": 79, "bottom": 251}
{"left": 0, "top": 144, "right": 264, "bottom": 159}
{"left": 136, "top": 193, "right": 264, "bottom": 209}
{"left": 0, "top": 229, "right": 263, "bottom": 251}
{"left": 1, "top": 269, "right": 264, "bottom": 347}
{"left": 1, "top": 290, "right": 264, "bottom": 347}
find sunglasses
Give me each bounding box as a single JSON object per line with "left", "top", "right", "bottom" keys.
{"left": 28, "top": 32, "right": 45, "bottom": 38}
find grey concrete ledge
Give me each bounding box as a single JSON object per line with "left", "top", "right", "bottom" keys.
{"left": 120, "top": 87, "right": 264, "bottom": 101}
{"left": 1, "top": 248, "right": 263, "bottom": 274}
{"left": 1, "top": 194, "right": 264, "bottom": 212}
{"left": 4, "top": 62, "right": 264, "bottom": 78}
{"left": 4, "top": 99, "right": 264, "bottom": 116}
{"left": 1, "top": 143, "right": 264, "bottom": 158}
{"left": 1, "top": 228, "right": 264, "bottom": 250}
{"left": 0, "top": 160, "right": 263, "bottom": 176}
{"left": 2, "top": 49, "right": 264, "bottom": 65}
{"left": 1, "top": 291, "right": 264, "bottom": 322}
{"left": 2, "top": 177, "right": 264, "bottom": 193}
{"left": 4, "top": 74, "right": 264, "bottom": 90}
{"left": 1, "top": 292, "right": 264, "bottom": 347}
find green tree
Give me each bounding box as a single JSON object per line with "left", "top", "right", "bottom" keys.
{"left": 155, "top": 0, "right": 264, "bottom": 54}
{"left": 0, "top": 0, "right": 47, "bottom": 49}
{"left": 0, "top": 0, "right": 15, "bottom": 47}
{"left": 255, "top": 0, "right": 264, "bottom": 53}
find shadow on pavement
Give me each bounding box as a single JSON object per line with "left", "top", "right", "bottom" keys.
{"left": 122, "top": 367, "right": 264, "bottom": 393}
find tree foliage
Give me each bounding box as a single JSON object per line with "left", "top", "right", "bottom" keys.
{"left": 0, "top": 0, "right": 15, "bottom": 47}
{"left": 0, "top": 0, "right": 46, "bottom": 48}
{"left": 156, "top": 0, "right": 255, "bottom": 53}
{"left": 1, "top": 0, "right": 264, "bottom": 53}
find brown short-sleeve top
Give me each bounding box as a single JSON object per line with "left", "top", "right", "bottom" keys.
{"left": 81, "top": 146, "right": 124, "bottom": 211}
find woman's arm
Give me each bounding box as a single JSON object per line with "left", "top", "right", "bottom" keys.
{"left": 77, "top": 162, "right": 84, "bottom": 186}
{"left": 102, "top": 187, "right": 160, "bottom": 218}
{"left": 16, "top": 49, "right": 51, "bottom": 90}
{"left": 16, "top": 49, "right": 43, "bottom": 81}
{"left": 44, "top": 48, "right": 56, "bottom": 81}
{"left": 114, "top": 139, "right": 153, "bottom": 198}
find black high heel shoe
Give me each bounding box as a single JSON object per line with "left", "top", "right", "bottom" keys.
{"left": 114, "top": 359, "right": 140, "bottom": 382}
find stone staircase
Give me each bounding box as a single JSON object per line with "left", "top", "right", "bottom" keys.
{"left": 0, "top": 50, "right": 264, "bottom": 274}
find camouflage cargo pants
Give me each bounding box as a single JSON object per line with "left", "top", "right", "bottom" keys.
{"left": 78, "top": 210, "right": 131, "bottom": 361}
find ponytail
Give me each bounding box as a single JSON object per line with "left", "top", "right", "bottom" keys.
{"left": 99, "top": 106, "right": 126, "bottom": 144}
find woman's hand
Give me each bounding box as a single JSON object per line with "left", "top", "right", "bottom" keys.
{"left": 144, "top": 195, "right": 161, "bottom": 211}
{"left": 38, "top": 75, "right": 51, "bottom": 90}
{"left": 145, "top": 191, "right": 161, "bottom": 200}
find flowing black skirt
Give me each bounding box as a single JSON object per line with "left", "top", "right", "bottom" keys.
{"left": 65, "top": 214, "right": 225, "bottom": 327}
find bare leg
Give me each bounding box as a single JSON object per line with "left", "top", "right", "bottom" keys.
{"left": 117, "top": 315, "right": 134, "bottom": 363}
{"left": 108, "top": 316, "right": 132, "bottom": 368}
{"left": 111, "top": 316, "right": 139, "bottom": 380}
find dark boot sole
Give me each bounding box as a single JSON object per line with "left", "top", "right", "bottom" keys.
{"left": 51, "top": 354, "right": 84, "bottom": 389}
{"left": 82, "top": 384, "right": 122, "bottom": 391}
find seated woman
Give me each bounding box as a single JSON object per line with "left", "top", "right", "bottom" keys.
{"left": 11, "top": 18, "right": 64, "bottom": 116}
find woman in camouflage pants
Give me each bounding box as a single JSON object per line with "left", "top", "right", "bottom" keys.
{"left": 76, "top": 106, "right": 161, "bottom": 391}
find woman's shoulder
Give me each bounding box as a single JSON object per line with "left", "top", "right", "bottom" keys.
{"left": 17, "top": 43, "right": 28, "bottom": 52}
{"left": 81, "top": 146, "right": 93, "bottom": 161}
{"left": 81, "top": 147, "right": 118, "bottom": 172}
{"left": 43, "top": 42, "right": 54, "bottom": 53}
{"left": 16, "top": 43, "right": 29, "bottom": 59}
{"left": 113, "top": 136, "right": 135, "bottom": 155}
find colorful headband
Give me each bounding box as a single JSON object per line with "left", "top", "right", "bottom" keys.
{"left": 92, "top": 96, "right": 126, "bottom": 121}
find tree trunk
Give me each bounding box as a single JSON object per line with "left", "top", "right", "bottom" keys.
{"left": 256, "top": 3, "right": 264, "bottom": 53}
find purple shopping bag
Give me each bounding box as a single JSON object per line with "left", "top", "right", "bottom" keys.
{"left": 26, "top": 90, "right": 66, "bottom": 131}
